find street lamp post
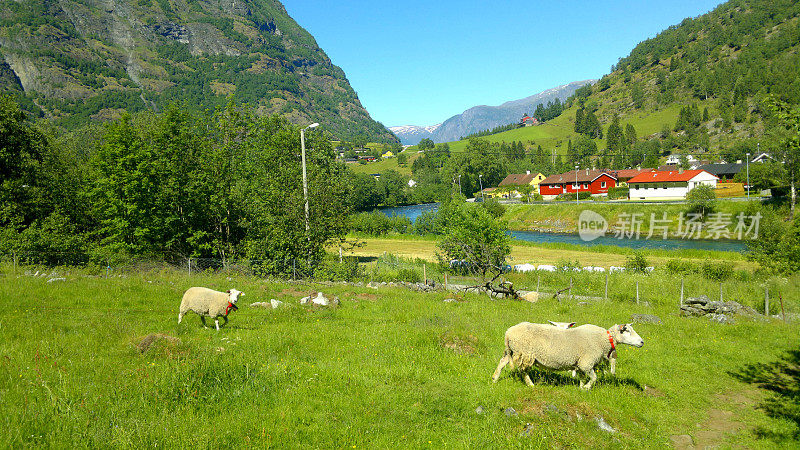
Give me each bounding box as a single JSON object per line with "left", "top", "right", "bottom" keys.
{"left": 746, "top": 152, "right": 750, "bottom": 200}
{"left": 301, "top": 123, "right": 319, "bottom": 239}
{"left": 478, "top": 174, "right": 483, "bottom": 200}
{"left": 575, "top": 165, "right": 579, "bottom": 206}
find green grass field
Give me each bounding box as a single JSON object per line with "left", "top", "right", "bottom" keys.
{"left": 1, "top": 263, "right": 797, "bottom": 447}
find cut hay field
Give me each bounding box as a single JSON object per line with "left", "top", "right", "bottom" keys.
{"left": 1, "top": 265, "right": 797, "bottom": 447}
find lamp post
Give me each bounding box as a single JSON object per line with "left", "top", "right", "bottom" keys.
{"left": 478, "top": 174, "right": 483, "bottom": 200}
{"left": 301, "top": 123, "right": 319, "bottom": 238}
{"left": 575, "top": 165, "right": 579, "bottom": 206}
{"left": 746, "top": 152, "right": 750, "bottom": 200}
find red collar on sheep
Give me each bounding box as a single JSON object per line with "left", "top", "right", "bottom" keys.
{"left": 225, "top": 302, "right": 238, "bottom": 316}
{"left": 606, "top": 330, "right": 616, "bottom": 351}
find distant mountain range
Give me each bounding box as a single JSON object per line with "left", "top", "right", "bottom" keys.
{"left": 390, "top": 80, "right": 594, "bottom": 145}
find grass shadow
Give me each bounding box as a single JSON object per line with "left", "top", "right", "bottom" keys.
{"left": 728, "top": 348, "right": 800, "bottom": 441}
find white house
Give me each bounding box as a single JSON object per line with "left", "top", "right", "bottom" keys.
{"left": 665, "top": 154, "right": 697, "bottom": 165}
{"left": 628, "top": 169, "right": 718, "bottom": 200}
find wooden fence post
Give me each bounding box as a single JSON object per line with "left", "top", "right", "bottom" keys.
{"left": 604, "top": 271, "right": 609, "bottom": 300}
{"left": 719, "top": 283, "right": 723, "bottom": 302}
{"left": 188, "top": 258, "right": 192, "bottom": 276}
{"left": 423, "top": 264, "right": 427, "bottom": 284}
{"left": 569, "top": 277, "right": 573, "bottom": 301}
{"left": 765, "top": 286, "right": 769, "bottom": 316}
{"left": 444, "top": 272, "right": 448, "bottom": 290}
{"left": 537, "top": 274, "right": 540, "bottom": 297}
{"left": 680, "top": 278, "right": 684, "bottom": 306}
{"left": 12, "top": 250, "right": 17, "bottom": 276}
{"left": 636, "top": 281, "right": 640, "bottom": 304}
{"left": 780, "top": 295, "right": 786, "bottom": 323}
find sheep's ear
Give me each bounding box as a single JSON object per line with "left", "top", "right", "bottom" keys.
{"left": 226, "top": 290, "right": 230, "bottom": 294}
{"left": 568, "top": 322, "right": 576, "bottom": 328}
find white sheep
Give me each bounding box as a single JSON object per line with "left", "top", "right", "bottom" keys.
{"left": 178, "top": 287, "right": 244, "bottom": 330}
{"left": 491, "top": 322, "right": 643, "bottom": 390}
{"left": 547, "top": 320, "right": 615, "bottom": 377}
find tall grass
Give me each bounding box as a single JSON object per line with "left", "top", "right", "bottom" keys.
{"left": 0, "top": 263, "right": 797, "bottom": 447}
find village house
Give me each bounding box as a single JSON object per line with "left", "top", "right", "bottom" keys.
{"left": 697, "top": 163, "right": 742, "bottom": 181}
{"left": 607, "top": 168, "right": 654, "bottom": 186}
{"left": 539, "top": 169, "right": 617, "bottom": 199}
{"left": 496, "top": 171, "right": 546, "bottom": 198}
{"left": 520, "top": 116, "right": 539, "bottom": 127}
{"left": 628, "top": 169, "right": 718, "bottom": 200}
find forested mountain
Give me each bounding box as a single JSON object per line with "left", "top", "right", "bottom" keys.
{"left": 0, "top": 0, "right": 395, "bottom": 142}
{"left": 390, "top": 80, "right": 593, "bottom": 145}
{"left": 571, "top": 0, "right": 800, "bottom": 162}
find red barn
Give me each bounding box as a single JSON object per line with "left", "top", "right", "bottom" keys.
{"left": 539, "top": 170, "right": 617, "bottom": 198}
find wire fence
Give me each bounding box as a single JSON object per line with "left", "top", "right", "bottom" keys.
{"left": 1, "top": 250, "right": 795, "bottom": 319}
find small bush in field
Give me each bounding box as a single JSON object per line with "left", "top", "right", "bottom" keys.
{"left": 625, "top": 252, "right": 649, "bottom": 274}
{"left": 701, "top": 261, "right": 734, "bottom": 281}
{"left": 665, "top": 259, "right": 698, "bottom": 275}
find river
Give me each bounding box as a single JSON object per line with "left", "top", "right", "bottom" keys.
{"left": 378, "top": 203, "right": 748, "bottom": 253}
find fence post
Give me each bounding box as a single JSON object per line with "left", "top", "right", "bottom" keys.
{"left": 292, "top": 259, "right": 296, "bottom": 280}
{"left": 12, "top": 250, "right": 17, "bottom": 276}
{"left": 536, "top": 274, "right": 540, "bottom": 298}
{"left": 423, "top": 264, "right": 427, "bottom": 285}
{"left": 780, "top": 294, "right": 786, "bottom": 323}
{"left": 765, "top": 286, "right": 769, "bottom": 316}
{"left": 636, "top": 281, "right": 640, "bottom": 305}
{"left": 680, "top": 278, "right": 684, "bottom": 306}
{"left": 719, "top": 283, "right": 723, "bottom": 302}
{"left": 444, "top": 272, "right": 448, "bottom": 291}
{"left": 604, "top": 271, "right": 609, "bottom": 300}
{"left": 569, "top": 277, "right": 573, "bottom": 301}
{"left": 106, "top": 260, "right": 110, "bottom": 278}
{"left": 339, "top": 247, "right": 343, "bottom": 263}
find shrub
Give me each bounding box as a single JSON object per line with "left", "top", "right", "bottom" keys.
{"left": 686, "top": 185, "right": 717, "bottom": 218}
{"left": 624, "top": 251, "right": 649, "bottom": 274}
{"left": 701, "top": 261, "right": 734, "bottom": 281}
{"left": 481, "top": 199, "right": 506, "bottom": 218}
{"left": 396, "top": 268, "right": 421, "bottom": 283}
{"left": 665, "top": 259, "right": 698, "bottom": 275}
{"left": 313, "top": 256, "right": 364, "bottom": 282}
{"left": 556, "top": 192, "right": 592, "bottom": 201}
{"left": 349, "top": 211, "right": 411, "bottom": 235}
{"left": 608, "top": 186, "right": 629, "bottom": 200}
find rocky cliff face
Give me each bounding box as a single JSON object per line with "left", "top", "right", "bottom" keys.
{"left": 0, "top": 0, "right": 395, "bottom": 141}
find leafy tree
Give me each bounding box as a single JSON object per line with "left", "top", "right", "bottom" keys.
{"left": 686, "top": 184, "right": 717, "bottom": 218}
{"left": 396, "top": 151, "right": 408, "bottom": 166}
{"left": 418, "top": 138, "right": 435, "bottom": 150}
{"left": 437, "top": 203, "right": 510, "bottom": 280}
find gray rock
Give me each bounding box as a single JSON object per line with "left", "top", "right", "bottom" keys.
{"left": 709, "top": 313, "right": 735, "bottom": 324}
{"left": 475, "top": 406, "right": 484, "bottom": 415}
{"left": 249, "top": 302, "right": 271, "bottom": 308}
{"left": 46, "top": 277, "right": 66, "bottom": 283}
{"left": 545, "top": 404, "right": 571, "bottom": 421}
{"left": 443, "top": 298, "right": 457, "bottom": 303}
{"left": 685, "top": 295, "right": 710, "bottom": 305}
{"left": 631, "top": 313, "right": 662, "bottom": 324}
{"left": 595, "top": 416, "right": 616, "bottom": 433}
{"left": 270, "top": 299, "right": 284, "bottom": 309}
{"left": 504, "top": 407, "right": 517, "bottom": 417}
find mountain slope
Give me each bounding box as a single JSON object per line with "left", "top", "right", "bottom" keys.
{"left": 390, "top": 80, "right": 594, "bottom": 145}
{"left": 0, "top": 0, "right": 395, "bottom": 141}
{"left": 568, "top": 0, "right": 800, "bottom": 155}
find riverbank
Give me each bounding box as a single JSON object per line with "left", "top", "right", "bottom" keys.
{"left": 503, "top": 201, "right": 760, "bottom": 235}
{"left": 343, "top": 236, "right": 756, "bottom": 270}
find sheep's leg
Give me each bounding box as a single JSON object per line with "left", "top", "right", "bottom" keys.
{"left": 523, "top": 372, "right": 534, "bottom": 387}
{"left": 609, "top": 357, "right": 616, "bottom": 375}
{"left": 580, "top": 368, "right": 597, "bottom": 390}
{"left": 221, "top": 316, "right": 229, "bottom": 328}
{"left": 492, "top": 354, "right": 510, "bottom": 382}
{"left": 201, "top": 316, "right": 208, "bottom": 328}
{"left": 214, "top": 319, "right": 220, "bottom": 331}
{"left": 178, "top": 312, "right": 183, "bottom": 324}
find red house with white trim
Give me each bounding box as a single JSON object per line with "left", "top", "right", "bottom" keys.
{"left": 539, "top": 170, "right": 617, "bottom": 199}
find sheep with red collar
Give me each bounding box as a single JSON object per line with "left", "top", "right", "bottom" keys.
{"left": 491, "top": 323, "right": 643, "bottom": 390}
{"left": 178, "top": 287, "right": 243, "bottom": 331}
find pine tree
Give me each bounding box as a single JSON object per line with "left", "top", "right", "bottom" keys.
{"left": 575, "top": 108, "right": 584, "bottom": 133}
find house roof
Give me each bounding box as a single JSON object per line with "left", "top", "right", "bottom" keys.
{"left": 628, "top": 169, "right": 717, "bottom": 183}
{"left": 498, "top": 173, "right": 541, "bottom": 186}
{"left": 698, "top": 163, "right": 742, "bottom": 177}
{"left": 540, "top": 170, "right": 617, "bottom": 185}
{"left": 608, "top": 168, "right": 654, "bottom": 180}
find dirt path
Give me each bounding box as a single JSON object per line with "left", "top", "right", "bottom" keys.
{"left": 670, "top": 389, "right": 761, "bottom": 449}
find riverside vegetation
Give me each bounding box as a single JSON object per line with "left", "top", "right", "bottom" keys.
{"left": 1, "top": 262, "right": 799, "bottom": 447}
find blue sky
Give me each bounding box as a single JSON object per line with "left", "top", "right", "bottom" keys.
{"left": 282, "top": 1, "right": 725, "bottom": 127}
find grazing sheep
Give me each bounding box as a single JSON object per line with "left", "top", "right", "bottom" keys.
{"left": 491, "top": 322, "right": 643, "bottom": 390}
{"left": 178, "top": 287, "right": 244, "bottom": 330}
{"left": 545, "top": 320, "right": 616, "bottom": 377}
{"left": 537, "top": 264, "right": 557, "bottom": 272}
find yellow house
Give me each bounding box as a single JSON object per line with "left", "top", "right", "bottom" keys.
{"left": 497, "top": 172, "right": 546, "bottom": 197}
{"left": 381, "top": 151, "right": 394, "bottom": 158}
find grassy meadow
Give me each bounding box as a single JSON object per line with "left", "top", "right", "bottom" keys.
{"left": 1, "top": 263, "right": 798, "bottom": 447}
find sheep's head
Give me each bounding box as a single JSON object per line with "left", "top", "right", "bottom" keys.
{"left": 616, "top": 324, "right": 644, "bottom": 347}
{"left": 548, "top": 321, "right": 576, "bottom": 329}
{"left": 226, "top": 289, "right": 244, "bottom": 304}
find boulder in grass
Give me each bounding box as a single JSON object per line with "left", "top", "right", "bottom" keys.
{"left": 300, "top": 292, "right": 340, "bottom": 307}
{"left": 631, "top": 314, "right": 662, "bottom": 324}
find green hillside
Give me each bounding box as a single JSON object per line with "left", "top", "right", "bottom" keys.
{"left": 0, "top": 0, "right": 395, "bottom": 141}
